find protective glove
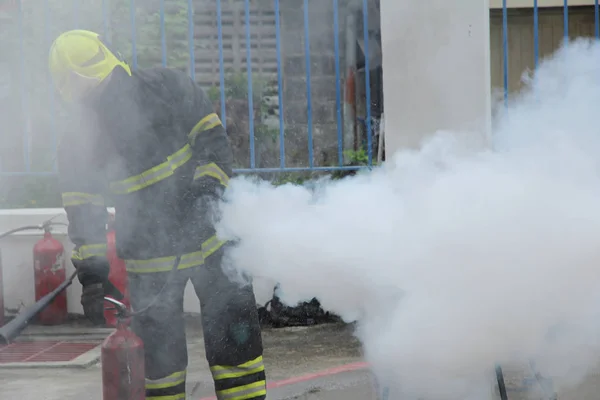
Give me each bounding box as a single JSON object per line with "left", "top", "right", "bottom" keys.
{"left": 81, "top": 281, "right": 124, "bottom": 326}
{"left": 81, "top": 283, "right": 106, "bottom": 325}
{"left": 72, "top": 256, "right": 111, "bottom": 326}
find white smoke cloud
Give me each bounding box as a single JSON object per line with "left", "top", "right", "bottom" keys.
{"left": 216, "top": 38, "right": 600, "bottom": 399}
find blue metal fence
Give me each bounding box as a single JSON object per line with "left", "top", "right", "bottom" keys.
{"left": 0, "top": 0, "right": 379, "bottom": 177}
{"left": 12, "top": 1, "right": 599, "bottom": 178}
{"left": 500, "top": 0, "right": 600, "bottom": 107}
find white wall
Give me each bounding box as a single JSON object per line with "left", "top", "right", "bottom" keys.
{"left": 380, "top": 0, "right": 492, "bottom": 155}
{"left": 0, "top": 209, "right": 276, "bottom": 317}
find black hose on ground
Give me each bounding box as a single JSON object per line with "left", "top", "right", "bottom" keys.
{"left": 0, "top": 271, "right": 78, "bottom": 344}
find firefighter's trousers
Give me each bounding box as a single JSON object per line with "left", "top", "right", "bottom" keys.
{"left": 128, "top": 247, "right": 266, "bottom": 400}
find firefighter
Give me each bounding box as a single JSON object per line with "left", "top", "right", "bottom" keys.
{"left": 48, "top": 29, "right": 267, "bottom": 400}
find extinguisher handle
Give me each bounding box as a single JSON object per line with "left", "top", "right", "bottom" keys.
{"left": 103, "top": 297, "right": 129, "bottom": 319}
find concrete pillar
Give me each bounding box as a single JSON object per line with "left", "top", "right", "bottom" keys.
{"left": 380, "top": 0, "right": 492, "bottom": 155}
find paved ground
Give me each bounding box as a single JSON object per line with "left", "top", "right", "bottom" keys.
{"left": 0, "top": 318, "right": 376, "bottom": 400}
{"left": 2, "top": 317, "right": 600, "bottom": 399}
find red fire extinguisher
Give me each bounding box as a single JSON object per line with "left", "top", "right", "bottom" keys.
{"left": 33, "top": 225, "right": 68, "bottom": 325}
{"left": 102, "top": 297, "right": 145, "bottom": 400}
{"left": 104, "top": 212, "right": 130, "bottom": 328}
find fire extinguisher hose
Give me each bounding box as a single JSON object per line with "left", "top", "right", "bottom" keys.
{"left": 0, "top": 214, "right": 67, "bottom": 242}
{"left": 0, "top": 226, "right": 44, "bottom": 240}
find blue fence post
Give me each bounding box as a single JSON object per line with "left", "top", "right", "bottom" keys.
{"left": 217, "top": 0, "right": 227, "bottom": 130}
{"left": 244, "top": 0, "right": 256, "bottom": 169}
{"left": 362, "top": 0, "right": 372, "bottom": 167}
{"left": 533, "top": 0, "right": 539, "bottom": 69}
{"left": 502, "top": 0, "right": 508, "bottom": 108}
{"left": 303, "top": 0, "right": 314, "bottom": 169}
{"left": 17, "top": 0, "right": 29, "bottom": 172}
{"left": 187, "top": 0, "right": 195, "bottom": 81}
{"left": 45, "top": 0, "right": 57, "bottom": 172}
{"left": 160, "top": 0, "right": 167, "bottom": 67}
{"left": 333, "top": 0, "right": 343, "bottom": 166}
{"left": 563, "top": 0, "right": 569, "bottom": 41}
{"left": 274, "top": 0, "right": 285, "bottom": 169}
{"left": 72, "top": 0, "right": 79, "bottom": 29}
{"left": 102, "top": 0, "right": 110, "bottom": 42}
{"left": 594, "top": 0, "right": 600, "bottom": 39}
{"left": 130, "top": 0, "right": 138, "bottom": 70}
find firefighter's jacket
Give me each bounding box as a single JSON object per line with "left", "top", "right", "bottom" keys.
{"left": 57, "top": 66, "right": 232, "bottom": 278}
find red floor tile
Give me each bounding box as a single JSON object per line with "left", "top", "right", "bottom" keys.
{"left": 0, "top": 341, "right": 100, "bottom": 363}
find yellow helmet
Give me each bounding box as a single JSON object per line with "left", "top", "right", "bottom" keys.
{"left": 48, "top": 29, "right": 131, "bottom": 101}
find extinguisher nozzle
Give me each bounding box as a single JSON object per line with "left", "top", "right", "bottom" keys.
{"left": 103, "top": 297, "right": 129, "bottom": 320}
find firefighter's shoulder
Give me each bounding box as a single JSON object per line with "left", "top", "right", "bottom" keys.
{"left": 137, "top": 67, "right": 196, "bottom": 92}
